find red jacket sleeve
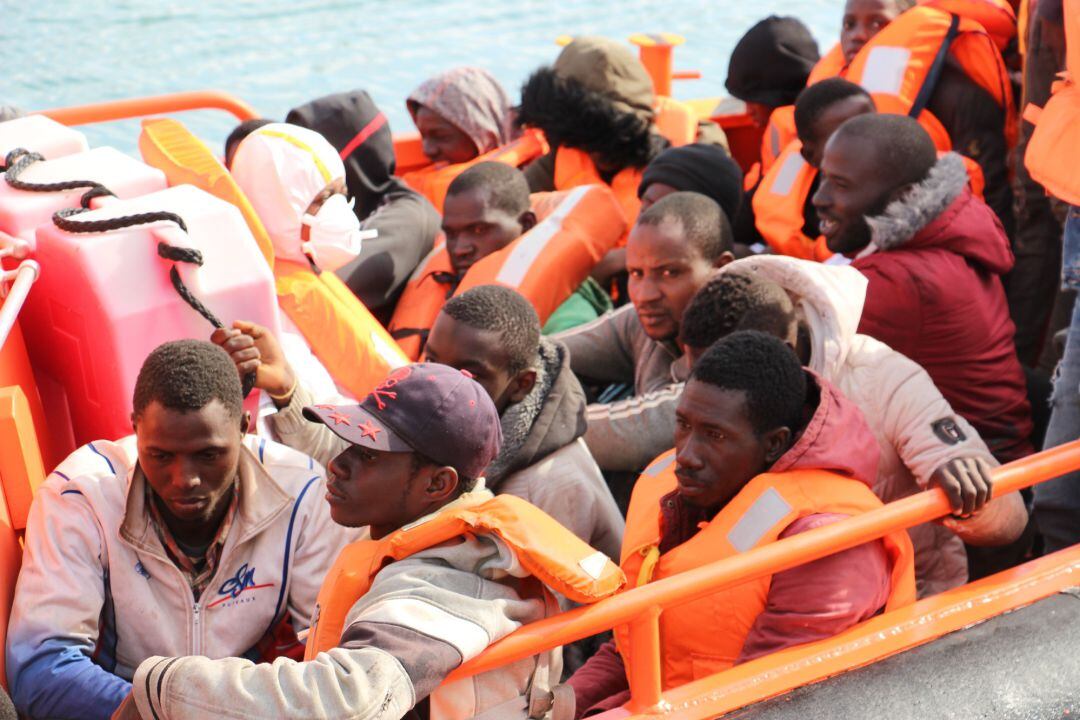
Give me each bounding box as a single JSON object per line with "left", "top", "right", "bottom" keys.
{"left": 737, "top": 513, "right": 891, "bottom": 663}
{"left": 566, "top": 639, "right": 631, "bottom": 718}
{"left": 855, "top": 257, "right": 924, "bottom": 362}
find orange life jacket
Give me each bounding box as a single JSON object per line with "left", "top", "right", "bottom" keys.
{"left": 811, "top": 6, "right": 1016, "bottom": 147}
{"left": 760, "top": 105, "right": 798, "bottom": 177}
{"left": 387, "top": 240, "right": 456, "bottom": 360}
{"left": 400, "top": 129, "right": 549, "bottom": 214}
{"left": 274, "top": 260, "right": 409, "bottom": 399}
{"left": 138, "top": 118, "right": 410, "bottom": 399}
{"left": 389, "top": 185, "right": 626, "bottom": 360}
{"left": 922, "top": 0, "right": 1017, "bottom": 52}
{"left": 1023, "top": 0, "right": 1080, "bottom": 204}
{"left": 304, "top": 493, "right": 624, "bottom": 660}
{"left": 653, "top": 95, "right": 699, "bottom": 148}
{"left": 613, "top": 450, "right": 916, "bottom": 690}
{"left": 553, "top": 146, "right": 641, "bottom": 229}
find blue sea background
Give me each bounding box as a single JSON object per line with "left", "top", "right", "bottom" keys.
{"left": 2, "top": 1, "right": 842, "bottom": 154}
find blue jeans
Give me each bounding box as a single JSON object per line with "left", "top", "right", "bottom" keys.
{"left": 1035, "top": 206, "right": 1080, "bottom": 553}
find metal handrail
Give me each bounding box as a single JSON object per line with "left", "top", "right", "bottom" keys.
{"left": 35, "top": 90, "right": 259, "bottom": 127}
{"left": 0, "top": 260, "right": 40, "bottom": 352}
{"left": 446, "top": 439, "right": 1080, "bottom": 713}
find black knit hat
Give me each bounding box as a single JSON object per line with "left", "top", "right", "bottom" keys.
{"left": 639, "top": 144, "right": 743, "bottom": 223}
{"left": 725, "top": 16, "right": 821, "bottom": 108}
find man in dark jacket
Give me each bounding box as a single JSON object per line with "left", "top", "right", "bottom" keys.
{"left": 286, "top": 91, "right": 441, "bottom": 325}
{"left": 814, "top": 113, "right": 1033, "bottom": 463}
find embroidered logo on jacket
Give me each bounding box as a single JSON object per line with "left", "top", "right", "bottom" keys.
{"left": 931, "top": 417, "right": 967, "bottom": 445}
{"left": 207, "top": 563, "right": 274, "bottom": 609}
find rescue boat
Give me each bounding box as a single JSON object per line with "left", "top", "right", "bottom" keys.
{"left": 1, "top": 28, "right": 1078, "bottom": 720}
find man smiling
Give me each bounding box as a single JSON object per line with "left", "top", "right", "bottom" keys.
{"left": 6, "top": 340, "right": 347, "bottom": 720}
{"left": 813, "top": 113, "right": 1032, "bottom": 463}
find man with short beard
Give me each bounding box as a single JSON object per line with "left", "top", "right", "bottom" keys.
{"left": 813, "top": 113, "right": 1032, "bottom": 464}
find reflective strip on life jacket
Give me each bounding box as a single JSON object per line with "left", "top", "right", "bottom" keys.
{"left": 303, "top": 493, "right": 624, "bottom": 660}
{"left": 401, "top": 129, "right": 549, "bottom": 214}
{"left": 760, "top": 105, "right": 797, "bottom": 175}
{"left": 614, "top": 449, "right": 915, "bottom": 689}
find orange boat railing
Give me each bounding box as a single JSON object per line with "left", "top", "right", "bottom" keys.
{"left": 446, "top": 439, "right": 1080, "bottom": 714}
{"left": 35, "top": 90, "right": 259, "bottom": 127}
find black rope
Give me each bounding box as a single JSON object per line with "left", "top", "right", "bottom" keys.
{"left": 4, "top": 148, "right": 116, "bottom": 201}
{"left": 51, "top": 203, "right": 257, "bottom": 398}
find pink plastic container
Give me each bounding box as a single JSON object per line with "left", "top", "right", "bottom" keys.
{"left": 0, "top": 147, "right": 167, "bottom": 245}
{"left": 20, "top": 184, "right": 282, "bottom": 445}
{"left": 0, "top": 115, "right": 88, "bottom": 161}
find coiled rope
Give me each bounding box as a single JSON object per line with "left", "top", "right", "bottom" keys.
{"left": 4, "top": 148, "right": 256, "bottom": 397}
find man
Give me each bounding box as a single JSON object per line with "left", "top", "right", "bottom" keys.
{"left": 216, "top": 286, "right": 623, "bottom": 559}
{"left": 113, "top": 363, "right": 621, "bottom": 719}
{"left": 568, "top": 331, "right": 916, "bottom": 715}
{"left": 680, "top": 262, "right": 1029, "bottom": 596}
{"left": 736, "top": 77, "right": 875, "bottom": 255}
{"left": 556, "top": 191, "right": 734, "bottom": 477}
{"left": 6, "top": 340, "right": 347, "bottom": 720}
{"left": 637, "top": 143, "right": 743, "bottom": 221}
{"left": 813, "top": 113, "right": 1033, "bottom": 463}
{"left": 389, "top": 161, "right": 612, "bottom": 353}
{"left": 725, "top": 16, "right": 821, "bottom": 129}
{"left": 835, "top": 0, "right": 1014, "bottom": 236}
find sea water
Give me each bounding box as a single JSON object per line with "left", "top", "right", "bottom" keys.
{"left": 2, "top": 0, "right": 842, "bottom": 153}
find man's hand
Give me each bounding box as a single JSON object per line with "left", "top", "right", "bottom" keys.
{"left": 111, "top": 692, "right": 141, "bottom": 720}
{"left": 210, "top": 321, "right": 297, "bottom": 406}
{"left": 929, "top": 456, "right": 995, "bottom": 517}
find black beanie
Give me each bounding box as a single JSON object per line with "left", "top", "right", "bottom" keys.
{"left": 639, "top": 144, "right": 743, "bottom": 223}
{"left": 726, "top": 16, "right": 821, "bottom": 108}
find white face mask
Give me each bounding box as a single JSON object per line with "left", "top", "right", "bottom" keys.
{"left": 301, "top": 193, "right": 373, "bottom": 271}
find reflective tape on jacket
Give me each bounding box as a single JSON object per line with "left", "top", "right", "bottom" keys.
{"left": 275, "top": 259, "right": 408, "bottom": 399}
{"left": 303, "top": 493, "right": 624, "bottom": 660}
{"left": 613, "top": 449, "right": 916, "bottom": 690}
{"left": 401, "top": 129, "right": 549, "bottom": 214}
{"left": 389, "top": 185, "right": 627, "bottom": 359}
{"left": 760, "top": 105, "right": 797, "bottom": 176}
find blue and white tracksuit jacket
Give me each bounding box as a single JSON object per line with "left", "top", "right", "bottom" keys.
{"left": 5, "top": 435, "right": 352, "bottom": 720}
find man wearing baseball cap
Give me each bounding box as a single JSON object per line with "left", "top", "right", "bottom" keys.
{"left": 115, "top": 362, "right": 622, "bottom": 720}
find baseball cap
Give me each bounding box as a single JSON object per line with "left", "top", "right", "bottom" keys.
{"left": 303, "top": 363, "right": 502, "bottom": 480}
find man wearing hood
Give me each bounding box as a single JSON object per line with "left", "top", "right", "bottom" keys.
{"left": 567, "top": 331, "right": 916, "bottom": 716}
{"left": 680, "top": 259, "right": 1029, "bottom": 597}
{"left": 725, "top": 15, "right": 821, "bottom": 129}
{"left": 814, "top": 114, "right": 1033, "bottom": 464}
{"left": 286, "top": 91, "right": 442, "bottom": 325}
{"left": 216, "top": 286, "right": 624, "bottom": 561}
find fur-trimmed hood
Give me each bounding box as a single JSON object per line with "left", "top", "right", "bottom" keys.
{"left": 867, "top": 152, "right": 1013, "bottom": 275}
{"left": 484, "top": 338, "right": 588, "bottom": 488}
